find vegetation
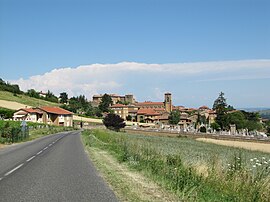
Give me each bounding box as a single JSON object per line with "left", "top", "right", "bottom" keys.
{"left": 26, "top": 89, "right": 58, "bottom": 103}
{"left": 59, "top": 92, "right": 68, "bottom": 104}
{"left": 0, "top": 90, "right": 60, "bottom": 107}
{"left": 98, "top": 93, "right": 113, "bottom": 113}
{"left": 168, "top": 110, "right": 180, "bottom": 125}
{"left": 103, "top": 113, "right": 126, "bottom": 132}
{"left": 0, "top": 78, "right": 22, "bottom": 95}
{"left": 0, "top": 120, "right": 74, "bottom": 144}
{"left": 0, "top": 107, "right": 16, "bottom": 119}
{"left": 83, "top": 129, "right": 270, "bottom": 201}
{"left": 212, "top": 92, "right": 263, "bottom": 131}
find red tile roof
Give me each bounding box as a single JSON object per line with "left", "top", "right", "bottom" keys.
{"left": 137, "top": 108, "right": 160, "bottom": 116}
{"left": 199, "top": 105, "right": 210, "bottom": 110}
{"left": 19, "top": 108, "right": 43, "bottom": 114}
{"left": 39, "top": 106, "right": 73, "bottom": 115}
{"left": 136, "top": 102, "right": 164, "bottom": 106}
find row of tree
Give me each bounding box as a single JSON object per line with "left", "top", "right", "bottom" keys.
{"left": 0, "top": 79, "right": 22, "bottom": 95}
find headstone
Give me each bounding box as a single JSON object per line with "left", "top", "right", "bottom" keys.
{"left": 230, "top": 124, "right": 236, "bottom": 135}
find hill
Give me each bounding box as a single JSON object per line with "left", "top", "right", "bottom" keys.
{"left": 259, "top": 109, "right": 270, "bottom": 120}
{"left": 0, "top": 90, "right": 60, "bottom": 109}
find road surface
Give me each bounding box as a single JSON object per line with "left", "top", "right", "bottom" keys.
{"left": 0, "top": 131, "right": 118, "bottom": 202}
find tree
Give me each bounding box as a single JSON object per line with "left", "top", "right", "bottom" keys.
{"left": 126, "top": 115, "right": 132, "bottom": 121}
{"left": 26, "top": 89, "right": 40, "bottom": 98}
{"left": 226, "top": 111, "right": 246, "bottom": 130}
{"left": 45, "top": 90, "right": 58, "bottom": 103}
{"left": 59, "top": 92, "right": 68, "bottom": 104}
{"left": 213, "top": 92, "right": 230, "bottom": 129}
{"left": 99, "top": 94, "right": 113, "bottom": 113}
{"left": 168, "top": 110, "right": 180, "bottom": 125}
{"left": 103, "top": 113, "right": 126, "bottom": 131}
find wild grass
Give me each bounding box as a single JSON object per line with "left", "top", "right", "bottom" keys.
{"left": 0, "top": 90, "right": 60, "bottom": 107}
{"left": 0, "top": 120, "right": 74, "bottom": 144}
{"left": 83, "top": 129, "right": 270, "bottom": 201}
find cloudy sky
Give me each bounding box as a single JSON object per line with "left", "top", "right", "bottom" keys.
{"left": 1, "top": 0, "right": 270, "bottom": 108}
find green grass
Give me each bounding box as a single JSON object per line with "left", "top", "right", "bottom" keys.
{"left": 82, "top": 129, "right": 270, "bottom": 202}
{"left": 0, "top": 90, "right": 60, "bottom": 107}
{"left": 0, "top": 120, "right": 74, "bottom": 144}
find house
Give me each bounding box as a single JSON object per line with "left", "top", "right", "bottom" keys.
{"left": 110, "top": 104, "right": 129, "bottom": 120}
{"left": 13, "top": 108, "right": 43, "bottom": 122}
{"left": 13, "top": 106, "right": 73, "bottom": 127}
{"left": 37, "top": 106, "right": 73, "bottom": 127}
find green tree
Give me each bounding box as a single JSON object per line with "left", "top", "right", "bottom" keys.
{"left": 213, "top": 92, "right": 230, "bottom": 129}
{"left": 168, "top": 110, "right": 180, "bottom": 125}
{"left": 126, "top": 115, "right": 132, "bottom": 121}
{"left": 45, "top": 90, "right": 58, "bottom": 103}
{"left": 99, "top": 94, "right": 113, "bottom": 113}
{"left": 26, "top": 89, "right": 40, "bottom": 98}
{"left": 103, "top": 113, "right": 126, "bottom": 131}
{"left": 59, "top": 92, "right": 68, "bottom": 104}
{"left": 226, "top": 111, "right": 246, "bottom": 130}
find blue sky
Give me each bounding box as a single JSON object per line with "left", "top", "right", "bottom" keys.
{"left": 0, "top": 0, "right": 269, "bottom": 108}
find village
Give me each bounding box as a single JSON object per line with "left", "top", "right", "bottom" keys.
{"left": 8, "top": 87, "right": 268, "bottom": 139}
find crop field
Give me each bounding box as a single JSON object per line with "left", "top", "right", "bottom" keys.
{"left": 83, "top": 129, "right": 270, "bottom": 201}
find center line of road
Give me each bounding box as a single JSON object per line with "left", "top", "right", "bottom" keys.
{"left": 26, "top": 156, "right": 36, "bottom": 162}
{"left": 49, "top": 144, "right": 52, "bottom": 146}
{"left": 37, "top": 150, "right": 43, "bottom": 155}
{"left": 43, "top": 147, "right": 48, "bottom": 150}
{"left": 4, "top": 164, "right": 24, "bottom": 176}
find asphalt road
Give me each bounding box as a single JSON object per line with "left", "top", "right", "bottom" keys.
{"left": 0, "top": 131, "right": 118, "bottom": 202}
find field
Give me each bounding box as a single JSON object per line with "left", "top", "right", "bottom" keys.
{"left": 0, "top": 90, "right": 60, "bottom": 109}
{"left": 82, "top": 129, "right": 270, "bottom": 201}
{"left": 197, "top": 138, "right": 270, "bottom": 153}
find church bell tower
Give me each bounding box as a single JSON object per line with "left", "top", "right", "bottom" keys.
{"left": 164, "top": 93, "right": 172, "bottom": 113}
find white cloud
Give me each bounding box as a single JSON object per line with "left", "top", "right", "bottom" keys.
{"left": 11, "top": 59, "right": 270, "bottom": 100}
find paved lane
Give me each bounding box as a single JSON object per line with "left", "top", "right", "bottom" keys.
{"left": 0, "top": 131, "right": 118, "bottom": 202}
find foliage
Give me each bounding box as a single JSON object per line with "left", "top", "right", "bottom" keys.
{"left": 212, "top": 92, "right": 229, "bottom": 129}
{"left": 0, "top": 78, "right": 22, "bottom": 94}
{"left": 210, "top": 122, "right": 220, "bottom": 131}
{"left": 226, "top": 111, "right": 246, "bottom": 129}
{"left": 45, "top": 90, "right": 58, "bottom": 103}
{"left": 126, "top": 115, "right": 132, "bottom": 121}
{"left": 99, "top": 93, "right": 113, "bottom": 113}
{"left": 59, "top": 92, "right": 68, "bottom": 104}
{"left": 0, "top": 108, "right": 16, "bottom": 119}
{"left": 168, "top": 110, "right": 180, "bottom": 125}
{"left": 26, "top": 89, "right": 40, "bottom": 98}
{"left": 103, "top": 113, "right": 126, "bottom": 131}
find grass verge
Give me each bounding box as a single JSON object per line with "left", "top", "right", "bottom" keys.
{"left": 82, "top": 131, "right": 179, "bottom": 202}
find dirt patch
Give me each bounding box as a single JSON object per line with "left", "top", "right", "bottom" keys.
{"left": 0, "top": 100, "right": 31, "bottom": 110}
{"left": 0, "top": 144, "right": 7, "bottom": 149}
{"left": 197, "top": 138, "right": 270, "bottom": 153}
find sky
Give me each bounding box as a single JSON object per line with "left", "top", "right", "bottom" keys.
{"left": 0, "top": 0, "right": 269, "bottom": 108}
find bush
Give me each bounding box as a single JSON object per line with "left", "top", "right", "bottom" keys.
{"left": 103, "top": 113, "right": 126, "bottom": 132}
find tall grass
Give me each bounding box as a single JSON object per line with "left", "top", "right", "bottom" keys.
{"left": 83, "top": 129, "right": 270, "bottom": 201}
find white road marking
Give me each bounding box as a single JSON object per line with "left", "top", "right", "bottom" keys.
{"left": 0, "top": 177, "right": 2, "bottom": 181}
{"left": 26, "top": 156, "right": 35, "bottom": 162}
{"left": 43, "top": 147, "right": 48, "bottom": 150}
{"left": 4, "top": 164, "right": 24, "bottom": 176}
{"left": 49, "top": 144, "right": 52, "bottom": 146}
{"left": 37, "top": 150, "right": 43, "bottom": 155}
